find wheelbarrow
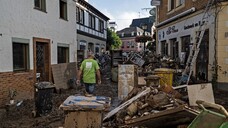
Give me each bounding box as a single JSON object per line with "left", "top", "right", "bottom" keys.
{"left": 188, "top": 100, "right": 228, "bottom": 128}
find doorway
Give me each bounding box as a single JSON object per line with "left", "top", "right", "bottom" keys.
{"left": 33, "top": 37, "right": 51, "bottom": 82}
{"left": 170, "top": 38, "right": 178, "bottom": 59}
{"left": 88, "top": 42, "right": 94, "bottom": 52}
{"left": 196, "top": 29, "right": 209, "bottom": 81}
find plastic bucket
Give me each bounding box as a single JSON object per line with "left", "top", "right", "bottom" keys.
{"left": 154, "top": 68, "right": 175, "bottom": 87}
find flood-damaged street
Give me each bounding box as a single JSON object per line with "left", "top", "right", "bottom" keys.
{"left": 1, "top": 0, "right": 228, "bottom": 128}
{"left": 0, "top": 62, "right": 228, "bottom": 127}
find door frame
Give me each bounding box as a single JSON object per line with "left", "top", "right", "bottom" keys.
{"left": 195, "top": 29, "right": 209, "bottom": 81}
{"left": 33, "top": 37, "right": 51, "bottom": 82}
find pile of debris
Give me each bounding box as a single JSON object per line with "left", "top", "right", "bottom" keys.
{"left": 103, "top": 76, "right": 199, "bottom": 128}
{"left": 122, "top": 51, "right": 181, "bottom": 70}
{"left": 116, "top": 87, "right": 186, "bottom": 122}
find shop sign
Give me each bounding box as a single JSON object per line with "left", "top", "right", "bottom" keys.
{"left": 184, "top": 21, "right": 205, "bottom": 30}
{"left": 166, "top": 26, "right": 178, "bottom": 35}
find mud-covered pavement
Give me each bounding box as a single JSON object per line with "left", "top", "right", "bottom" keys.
{"left": 0, "top": 63, "right": 228, "bottom": 128}
{"left": 0, "top": 63, "right": 118, "bottom": 128}
{"left": 0, "top": 83, "right": 118, "bottom": 128}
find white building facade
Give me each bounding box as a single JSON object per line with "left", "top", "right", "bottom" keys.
{"left": 76, "top": 0, "right": 109, "bottom": 59}
{"left": 157, "top": 9, "right": 216, "bottom": 82}
{"left": 0, "top": 0, "right": 77, "bottom": 106}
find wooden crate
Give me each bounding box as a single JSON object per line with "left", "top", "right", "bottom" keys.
{"left": 64, "top": 111, "right": 102, "bottom": 128}
{"left": 60, "top": 96, "right": 111, "bottom": 128}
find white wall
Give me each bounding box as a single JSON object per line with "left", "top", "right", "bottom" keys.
{"left": 0, "top": 0, "right": 77, "bottom": 72}
{"left": 157, "top": 12, "right": 215, "bottom": 58}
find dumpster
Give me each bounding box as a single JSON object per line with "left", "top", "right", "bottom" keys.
{"left": 154, "top": 68, "right": 175, "bottom": 86}
{"left": 60, "top": 95, "right": 111, "bottom": 128}
{"left": 188, "top": 100, "right": 228, "bottom": 128}
{"left": 34, "top": 82, "right": 55, "bottom": 117}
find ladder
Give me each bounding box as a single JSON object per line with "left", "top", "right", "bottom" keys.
{"left": 182, "top": 0, "right": 215, "bottom": 85}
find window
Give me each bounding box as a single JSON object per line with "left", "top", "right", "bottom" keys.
{"left": 131, "top": 44, "right": 135, "bottom": 48}
{"left": 127, "top": 42, "right": 131, "bottom": 48}
{"left": 89, "top": 14, "right": 95, "bottom": 29}
{"left": 181, "top": 36, "right": 190, "bottom": 52}
{"left": 88, "top": 13, "right": 92, "bottom": 27}
{"left": 98, "top": 19, "right": 104, "bottom": 32}
{"left": 170, "top": 38, "right": 178, "bottom": 59}
{"left": 34, "top": 0, "right": 46, "bottom": 11}
{"left": 79, "top": 41, "right": 86, "bottom": 50}
{"left": 76, "top": 7, "right": 79, "bottom": 22}
{"left": 13, "top": 43, "right": 29, "bottom": 71}
{"left": 95, "top": 47, "right": 99, "bottom": 53}
{"left": 176, "top": 0, "right": 185, "bottom": 7}
{"left": 78, "top": 8, "right": 84, "bottom": 24}
{"left": 91, "top": 16, "right": 95, "bottom": 29}
{"left": 60, "top": 0, "right": 67, "bottom": 20}
{"left": 181, "top": 36, "right": 190, "bottom": 64}
{"left": 168, "top": 0, "right": 175, "bottom": 11}
{"left": 161, "top": 41, "right": 168, "bottom": 56}
{"left": 58, "top": 46, "right": 69, "bottom": 63}
{"left": 121, "top": 33, "right": 124, "bottom": 37}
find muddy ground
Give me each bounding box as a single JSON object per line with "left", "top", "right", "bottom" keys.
{"left": 0, "top": 65, "right": 119, "bottom": 128}
{"left": 0, "top": 65, "right": 228, "bottom": 128}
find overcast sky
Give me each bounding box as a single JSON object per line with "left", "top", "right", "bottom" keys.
{"left": 88, "top": 0, "right": 152, "bottom": 31}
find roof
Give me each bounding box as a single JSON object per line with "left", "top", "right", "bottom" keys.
{"left": 77, "top": 0, "right": 110, "bottom": 21}
{"left": 116, "top": 27, "right": 144, "bottom": 34}
{"left": 109, "top": 22, "right": 117, "bottom": 25}
{"left": 130, "top": 16, "right": 155, "bottom": 32}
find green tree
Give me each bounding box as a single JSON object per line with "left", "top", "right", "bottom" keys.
{"left": 107, "top": 28, "right": 122, "bottom": 50}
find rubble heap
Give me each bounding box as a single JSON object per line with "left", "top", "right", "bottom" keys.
{"left": 103, "top": 75, "right": 198, "bottom": 128}
{"left": 115, "top": 86, "right": 185, "bottom": 124}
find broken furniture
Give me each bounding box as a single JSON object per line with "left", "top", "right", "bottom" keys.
{"left": 144, "top": 75, "right": 160, "bottom": 87}
{"left": 118, "top": 64, "right": 138, "bottom": 100}
{"left": 187, "top": 83, "right": 215, "bottom": 106}
{"left": 51, "top": 62, "right": 77, "bottom": 90}
{"left": 188, "top": 100, "right": 228, "bottom": 128}
{"left": 111, "top": 50, "right": 123, "bottom": 67}
{"left": 125, "top": 105, "right": 199, "bottom": 128}
{"left": 103, "top": 84, "right": 198, "bottom": 128}
{"left": 60, "top": 95, "right": 111, "bottom": 128}
{"left": 129, "top": 52, "right": 145, "bottom": 67}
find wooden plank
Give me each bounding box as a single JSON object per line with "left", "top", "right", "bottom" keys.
{"left": 64, "top": 111, "right": 102, "bottom": 128}
{"left": 51, "top": 62, "right": 77, "bottom": 90}
{"left": 187, "top": 83, "right": 215, "bottom": 106}
{"left": 103, "top": 87, "right": 151, "bottom": 121}
{"left": 124, "top": 105, "right": 199, "bottom": 127}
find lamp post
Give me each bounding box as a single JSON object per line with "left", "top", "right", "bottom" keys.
{"left": 141, "top": 24, "right": 148, "bottom": 52}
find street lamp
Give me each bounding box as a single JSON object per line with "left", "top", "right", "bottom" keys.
{"left": 141, "top": 23, "right": 148, "bottom": 52}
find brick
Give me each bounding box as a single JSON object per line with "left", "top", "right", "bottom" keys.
{"left": 0, "top": 71, "right": 35, "bottom": 107}
{"left": 158, "top": 0, "right": 209, "bottom": 23}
